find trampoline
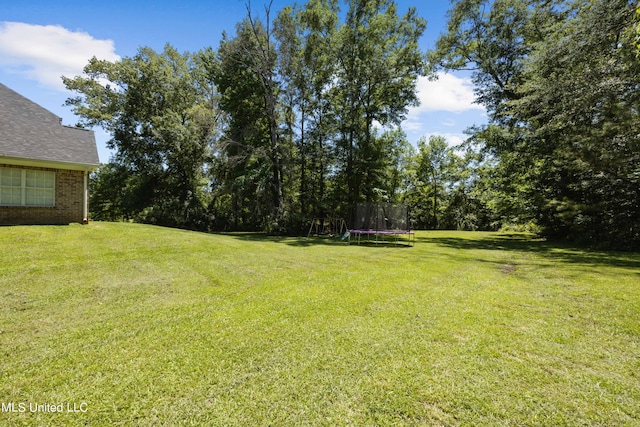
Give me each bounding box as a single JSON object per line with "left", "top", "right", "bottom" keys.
{"left": 348, "top": 203, "right": 414, "bottom": 246}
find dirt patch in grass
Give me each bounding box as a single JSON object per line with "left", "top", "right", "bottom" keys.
{"left": 500, "top": 263, "right": 518, "bottom": 275}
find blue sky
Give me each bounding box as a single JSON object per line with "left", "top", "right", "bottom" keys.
{"left": 0, "top": 0, "right": 486, "bottom": 163}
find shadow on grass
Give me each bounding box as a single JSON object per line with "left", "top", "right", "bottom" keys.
{"left": 220, "top": 232, "right": 349, "bottom": 247}
{"left": 219, "top": 231, "right": 640, "bottom": 270}
{"left": 416, "top": 233, "right": 640, "bottom": 271}
{"left": 221, "top": 232, "right": 414, "bottom": 248}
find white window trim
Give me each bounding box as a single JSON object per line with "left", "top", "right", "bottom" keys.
{"left": 0, "top": 167, "right": 56, "bottom": 207}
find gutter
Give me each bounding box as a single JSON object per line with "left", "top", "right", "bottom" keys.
{"left": 0, "top": 155, "right": 99, "bottom": 172}
{"left": 83, "top": 170, "right": 89, "bottom": 224}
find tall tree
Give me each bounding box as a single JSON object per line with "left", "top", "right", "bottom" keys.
{"left": 430, "top": 0, "right": 540, "bottom": 120}
{"left": 378, "top": 128, "right": 415, "bottom": 203}
{"left": 506, "top": 0, "right": 640, "bottom": 246}
{"left": 434, "top": 0, "right": 640, "bottom": 248}
{"left": 64, "top": 45, "right": 218, "bottom": 229}
{"left": 636, "top": 2, "right": 640, "bottom": 55}
{"left": 415, "top": 135, "right": 459, "bottom": 229}
{"left": 246, "top": 1, "right": 287, "bottom": 230}
{"left": 334, "top": 0, "right": 428, "bottom": 214}
{"left": 275, "top": 0, "right": 340, "bottom": 221}
{"left": 213, "top": 10, "right": 293, "bottom": 231}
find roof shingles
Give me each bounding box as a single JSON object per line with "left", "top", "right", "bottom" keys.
{"left": 0, "top": 83, "right": 99, "bottom": 167}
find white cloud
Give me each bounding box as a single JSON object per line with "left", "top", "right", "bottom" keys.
{"left": 411, "top": 72, "right": 485, "bottom": 114}
{"left": 421, "top": 132, "right": 468, "bottom": 148}
{"left": 401, "top": 119, "right": 425, "bottom": 133}
{"left": 0, "top": 22, "right": 119, "bottom": 90}
{"left": 401, "top": 72, "right": 486, "bottom": 141}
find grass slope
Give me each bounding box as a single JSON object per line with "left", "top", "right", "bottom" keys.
{"left": 1, "top": 223, "right": 639, "bottom": 426}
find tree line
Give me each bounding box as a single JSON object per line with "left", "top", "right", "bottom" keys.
{"left": 64, "top": 0, "right": 640, "bottom": 249}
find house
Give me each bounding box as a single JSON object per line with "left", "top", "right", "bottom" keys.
{"left": 0, "top": 83, "right": 99, "bottom": 225}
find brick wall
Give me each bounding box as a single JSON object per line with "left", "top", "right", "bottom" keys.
{"left": 0, "top": 164, "right": 87, "bottom": 225}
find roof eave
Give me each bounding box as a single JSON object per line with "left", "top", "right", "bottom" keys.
{"left": 0, "top": 156, "right": 100, "bottom": 171}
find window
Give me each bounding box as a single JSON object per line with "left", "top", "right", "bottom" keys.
{"left": 0, "top": 167, "right": 55, "bottom": 207}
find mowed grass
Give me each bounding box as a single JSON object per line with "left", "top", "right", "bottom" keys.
{"left": 1, "top": 223, "right": 639, "bottom": 426}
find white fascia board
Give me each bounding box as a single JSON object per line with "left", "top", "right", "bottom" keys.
{"left": 0, "top": 156, "right": 100, "bottom": 172}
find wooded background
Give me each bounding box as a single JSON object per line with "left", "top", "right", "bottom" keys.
{"left": 63, "top": 0, "right": 640, "bottom": 250}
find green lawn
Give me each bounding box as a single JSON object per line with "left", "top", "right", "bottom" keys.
{"left": 1, "top": 223, "right": 639, "bottom": 426}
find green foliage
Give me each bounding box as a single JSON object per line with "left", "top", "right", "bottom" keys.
{"left": 403, "top": 135, "right": 500, "bottom": 231}
{"left": 636, "top": 2, "right": 640, "bottom": 55}
{"left": 333, "top": 0, "right": 428, "bottom": 211}
{"left": 376, "top": 128, "right": 416, "bottom": 202}
{"left": 275, "top": 0, "right": 340, "bottom": 222}
{"left": 433, "top": 0, "right": 640, "bottom": 249}
{"left": 414, "top": 135, "right": 456, "bottom": 229}
{"left": 64, "top": 45, "right": 217, "bottom": 230}
{"left": 88, "top": 162, "right": 160, "bottom": 222}
{"left": 430, "top": 0, "right": 537, "bottom": 119}
{"left": 509, "top": 0, "right": 640, "bottom": 248}
{"left": 66, "top": 0, "right": 640, "bottom": 247}
{"left": 212, "top": 20, "right": 281, "bottom": 230}
{"left": 207, "top": 0, "right": 427, "bottom": 230}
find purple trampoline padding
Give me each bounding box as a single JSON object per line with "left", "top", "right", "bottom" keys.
{"left": 349, "top": 229, "right": 414, "bottom": 235}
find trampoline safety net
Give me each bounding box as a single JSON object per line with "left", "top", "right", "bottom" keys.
{"left": 352, "top": 203, "right": 410, "bottom": 231}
